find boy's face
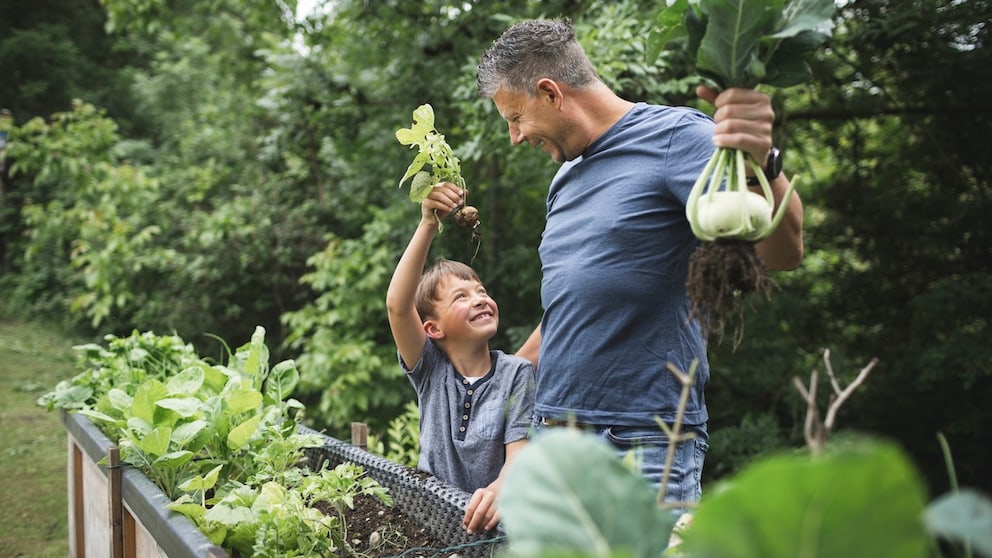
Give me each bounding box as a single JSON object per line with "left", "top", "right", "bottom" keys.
{"left": 427, "top": 276, "right": 499, "bottom": 342}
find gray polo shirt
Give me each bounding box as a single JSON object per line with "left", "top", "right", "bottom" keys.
{"left": 403, "top": 340, "right": 536, "bottom": 492}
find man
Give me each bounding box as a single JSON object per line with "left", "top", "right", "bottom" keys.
{"left": 476, "top": 18, "right": 803, "bottom": 509}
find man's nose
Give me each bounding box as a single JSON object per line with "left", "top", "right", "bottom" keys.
{"left": 508, "top": 122, "right": 524, "bottom": 146}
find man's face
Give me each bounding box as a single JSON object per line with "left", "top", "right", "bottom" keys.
{"left": 492, "top": 87, "right": 576, "bottom": 163}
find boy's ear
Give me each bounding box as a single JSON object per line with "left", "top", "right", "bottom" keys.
{"left": 424, "top": 320, "right": 445, "bottom": 340}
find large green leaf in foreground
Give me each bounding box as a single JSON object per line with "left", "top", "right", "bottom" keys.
{"left": 682, "top": 439, "right": 930, "bottom": 558}
{"left": 499, "top": 428, "right": 675, "bottom": 558}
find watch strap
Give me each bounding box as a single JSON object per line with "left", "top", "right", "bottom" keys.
{"left": 747, "top": 147, "right": 782, "bottom": 186}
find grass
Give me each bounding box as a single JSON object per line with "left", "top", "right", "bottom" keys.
{"left": 0, "top": 315, "right": 84, "bottom": 557}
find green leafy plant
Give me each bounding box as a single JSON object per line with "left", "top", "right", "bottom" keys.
{"left": 395, "top": 104, "right": 466, "bottom": 202}
{"left": 169, "top": 461, "right": 391, "bottom": 557}
{"left": 37, "top": 329, "right": 200, "bottom": 415}
{"left": 500, "top": 428, "right": 675, "bottom": 558}
{"left": 395, "top": 103, "right": 481, "bottom": 241}
{"left": 39, "top": 326, "right": 394, "bottom": 557}
{"left": 649, "top": 0, "right": 835, "bottom": 341}
{"left": 680, "top": 438, "right": 931, "bottom": 558}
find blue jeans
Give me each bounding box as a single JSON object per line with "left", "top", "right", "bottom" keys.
{"left": 535, "top": 420, "right": 709, "bottom": 514}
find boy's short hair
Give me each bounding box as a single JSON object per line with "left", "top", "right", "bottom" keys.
{"left": 416, "top": 259, "right": 482, "bottom": 321}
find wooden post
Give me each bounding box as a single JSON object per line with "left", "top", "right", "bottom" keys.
{"left": 351, "top": 422, "right": 367, "bottom": 449}
{"left": 107, "top": 447, "right": 123, "bottom": 558}
{"left": 71, "top": 441, "right": 85, "bottom": 558}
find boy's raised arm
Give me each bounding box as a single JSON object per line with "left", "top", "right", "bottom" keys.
{"left": 386, "top": 181, "right": 464, "bottom": 368}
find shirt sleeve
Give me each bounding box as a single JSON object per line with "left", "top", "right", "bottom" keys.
{"left": 503, "top": 360, "right": 537, "bottom": 444}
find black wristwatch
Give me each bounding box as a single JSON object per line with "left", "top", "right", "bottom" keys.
{"left": 748, "top": 147, "right": 782, "bottom": 185}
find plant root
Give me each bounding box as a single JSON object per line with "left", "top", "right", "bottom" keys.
{"left": 453, "top": 205, "right": 479, "bottom": 229}
{"left": 686, "top": 239, "right": 772, "bottom": 346}
{"left": 452, "top": 204, "right": 482, "bottom": 264}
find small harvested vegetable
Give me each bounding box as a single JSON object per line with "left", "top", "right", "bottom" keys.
{"left": 650, "top": 0, "right": 834, "bottom": 341}
{"left": 395, "top": 104, "right": 480, "bottom": 241}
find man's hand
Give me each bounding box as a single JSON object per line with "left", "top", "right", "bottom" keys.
{"left": 696, "top": 85, "right": 774, "bottom": 169}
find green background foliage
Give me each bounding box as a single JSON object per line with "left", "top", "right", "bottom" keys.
{"left": 1, "top": 0, "right": 989, "bottom": 505}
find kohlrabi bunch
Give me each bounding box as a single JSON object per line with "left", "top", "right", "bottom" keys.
{"left": 650, "top": 0, "right": 835, "bottom": 342}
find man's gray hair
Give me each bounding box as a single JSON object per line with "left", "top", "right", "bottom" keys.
{"left": 477, "top": 19, "right": 602, "bottom": 98}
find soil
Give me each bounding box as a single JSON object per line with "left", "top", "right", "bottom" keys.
{"left": 686, "top": 238, "right": 772, "bottom": 344}
{"left": 328, "top": 492, "right": 448, "bottom": 557}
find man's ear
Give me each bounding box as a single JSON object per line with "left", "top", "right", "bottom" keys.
{"left": 424, "top": 320, "right": 445, "bottom": 340}
{"left": 536, "top": 78, "right": 563, "bottom": 108}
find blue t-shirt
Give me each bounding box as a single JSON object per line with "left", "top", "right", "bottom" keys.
{"left": 536, "top": 103, "right": 714, "bottom": 427}
{"left": 403, "top": 340, "right": 536, "bottom": 492}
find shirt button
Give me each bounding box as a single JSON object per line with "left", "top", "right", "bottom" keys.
{"left": 462, "top": 414, "right": 468, "bottom": 420}
{"left": 467, "top": 389, "right": 474, "bottom": 395}
{"left": 459, "top": 426, "right": 466, "bottom": 432}
{"left": 464, "top": 402, "right": 470, "bottom": 408}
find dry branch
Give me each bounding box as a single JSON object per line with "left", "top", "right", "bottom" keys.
{"left": 793, "top": 349, "right": 879, "bottom": 455}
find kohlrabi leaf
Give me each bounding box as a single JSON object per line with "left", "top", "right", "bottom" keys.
{"left": 264, "top": 359, "right": 299, "bottom": 404}
{"left": 697, "top": 0, "right": 781, "bottom": 89}
{"left": 409, "top": 171, "right": 434, "bottom": 202}
{"left": 134, "top": 425, "right": 172, "bottom": 458}
{"left": 398, "top": 151, "right": 430, "bottom": 189}
{"left": 681, "top": 439, "right": 930, "bottom": 558}
{"left": 155, "top": 396, "right": 202, "bottom": 418}
{"left": 646, "top": 0, "right": 691, "bottom": 64}
{"left": 153, "top": 450, "right": 195, "bottom": 469}
{"left": 656, "top": 0, "right": 834, "bottom": 90}
{"left": 775, "top": 0, "right": 836, "bottom": 39}
{"left": 763, "top": 28, "right": 832, "bottom": 87}
{"left": 165, "top": 366, "right": 204, "bottom": 396}
{"left": 499, "top": 428, "right": 674, "bottom": 558}
{"left": 179, "top": 463, "right": 224, "bottom": 492}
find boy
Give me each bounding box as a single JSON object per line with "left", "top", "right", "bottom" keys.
{"left": 386, "top": 180, "right": 536, "bottom": 535}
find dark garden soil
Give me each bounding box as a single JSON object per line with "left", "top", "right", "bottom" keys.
{"left": 328, "top": 492, "right": 447, "bottom": 557}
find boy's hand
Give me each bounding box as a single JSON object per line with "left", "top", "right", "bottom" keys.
{"left": 462, "top": 485, "right": 500, "bottom": 534}
{"left": 422, "top": 181, "right": 464, "bottom": 224}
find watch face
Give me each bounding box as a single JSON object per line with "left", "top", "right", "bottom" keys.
{"left": 766, "top": 147, "right": 782, "bottom": 180}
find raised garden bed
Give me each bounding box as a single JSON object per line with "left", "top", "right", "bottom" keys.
{"left": 301, "top": 425, "right": 503, "bottom": 557}
{"left": 64, "top": 411, "right": 502, "bottom": 558}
